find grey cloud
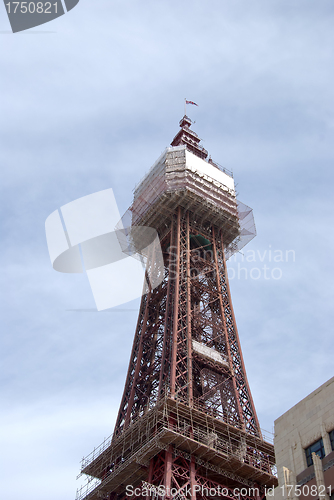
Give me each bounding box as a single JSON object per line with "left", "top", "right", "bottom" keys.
{"left": 1, "top": 1, "right": 334, "bottom": 498}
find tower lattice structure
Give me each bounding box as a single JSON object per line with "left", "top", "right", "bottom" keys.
{"left": 76, "top": 116, "right": 277, "bottom": 500}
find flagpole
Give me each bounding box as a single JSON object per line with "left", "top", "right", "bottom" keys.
{"left": 184, "top": 98, "right": 186, "bottom": 116}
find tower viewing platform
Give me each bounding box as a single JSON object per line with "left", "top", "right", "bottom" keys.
{"left": 131, "top": 145, "right": 238, "bottom": 247}
{"left": 130, "top": 116, "right": 255, "bottom": 259}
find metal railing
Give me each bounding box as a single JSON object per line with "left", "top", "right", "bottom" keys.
{"left": 260, "top": 428, "right": 274, "bottom": 444}
{"left": 80, "top": 435, "right": 113, "bottom": 471}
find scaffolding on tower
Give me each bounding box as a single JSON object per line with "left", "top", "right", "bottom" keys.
{"left": 76, "top": 115, "right": 277, "bottom": 500}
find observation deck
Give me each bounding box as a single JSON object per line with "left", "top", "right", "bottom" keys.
{"left": 130, "top": 144, "right": 255, "bottom": 258}
{"left": 131, "top": 145, "right": 239, "bottom": 249}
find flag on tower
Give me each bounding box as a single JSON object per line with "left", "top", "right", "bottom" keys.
{"left": 185, "top": 100, "right": 198, "bottom": 106}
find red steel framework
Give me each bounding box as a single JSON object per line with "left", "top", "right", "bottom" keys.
{"left": 76, "top": 117, "right": 277, "bottom": 500}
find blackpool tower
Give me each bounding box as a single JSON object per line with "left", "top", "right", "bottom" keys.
{"left": 76, "top": 116, "right": 277, "bottom": 500}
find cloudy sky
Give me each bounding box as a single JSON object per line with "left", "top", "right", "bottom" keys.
{"left": 1, "top": 0, "right": 333, "bottom": 498}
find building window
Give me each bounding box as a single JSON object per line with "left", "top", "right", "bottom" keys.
{"left": 305, "top": 438, "right": 325, "bottom": 467}
{"left": 329, "top": 430, "right": 334, "bottom": 451}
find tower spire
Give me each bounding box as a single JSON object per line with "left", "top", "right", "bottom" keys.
{"left": 171, "top": 115, "right": 208, "bottom": 160}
